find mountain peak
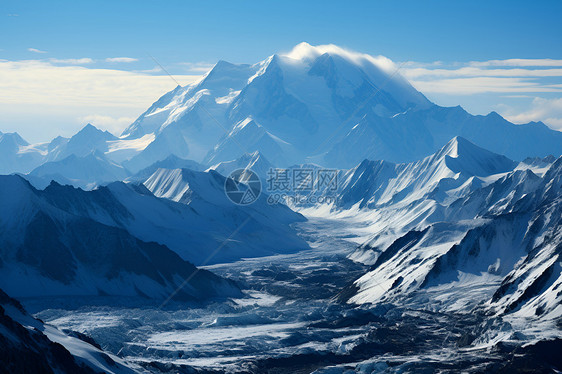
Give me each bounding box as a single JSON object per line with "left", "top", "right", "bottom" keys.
{"left": 437, "top": 136, "right": 516, "bottom": 176}
{"left": 80, "top": 123, "right": 98, "bottom": 132}
{"left": 440, "top": 136, "right": 475, "bottom": 158}
{"left": 214, "top": 59, "right": 236, "bottom": 69}
{"left": 0, "top": 132, "right": 29, "bottom": 147}
{"left": 74, "top": 123, "right": 117, "bottom": 141}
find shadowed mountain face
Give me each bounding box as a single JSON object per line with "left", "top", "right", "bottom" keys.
{"left": 0, "top": 175, "right": 241, "bottom": 300}
{"left": 0, "top": 164, "right": 308, "bottom": 299}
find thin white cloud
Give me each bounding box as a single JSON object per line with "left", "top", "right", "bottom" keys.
{"left": 402, "top": 58, "right": 562, "bottom": 132}
{"left": 49, "top": 58, "right": 94, "bottom": 64}
{"left": 105, "top": 57, "right": 138, "bottom": 63}
{"left": 470, "top": 59, "right": 562, "bottom": 67}
{"left": 0, "top": 59, "right": 200, "bottom": 107}
{"left": 401, "top": 61, "right": 444, "bottom": 68}
{"left": 410, "top": 77, "right": 562, "bottom": 95}
{"left": 28, "top": 48, "right": 47, "bottom": 54}
{"left": 402, "top": 58, "right": 562, "bottom": 96}
{"left": 403, "top": 67, "right": 562, "bottom": 79}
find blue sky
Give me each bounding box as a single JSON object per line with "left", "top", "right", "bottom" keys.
{"left": 1, "top": 0, "right": 562, "bottom": 142}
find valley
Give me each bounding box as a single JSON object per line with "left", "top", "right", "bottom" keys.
{"left": 24, "top": 215, "right": 561, "bottom": 373}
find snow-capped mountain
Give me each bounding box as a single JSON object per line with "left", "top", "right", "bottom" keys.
{"left": 0, "top": 131, "right": 45, "bottom": 174}
{"left": 143, "top": 167, "right": 308, "bottom": 263}
{"left": 128, "top": 154, "right": 204, "bottom": 182}
{"left": 333, "top": 136, "right": 515, "bottom": 211}
{"left": 28, "top": 150, "right": 130, "bottom": 189}
{"left": 4, "top": 166, "right": 307, "bottom": 268}
{"left": 116, "top": 43, "right": 562, "bottom": 169}
{"left": 324, "top": 106, "right": 562, "bottom": 167}
{"left": 47, "top": 124, "right": 118, "bottom": 161}
{"left": 0, "top": 288, "right": 138, "bottom": 373}
{"left": 0, "top": 175, "right": 240, "bottom": 300}
{"left": 118, "top": 42, "right": 433, "bottom": 169}
{"left": 320, "top": 137, "right": 562, "bottom": 334}
{"left": 516, "top": 154, "right": 557, "bottom": 177}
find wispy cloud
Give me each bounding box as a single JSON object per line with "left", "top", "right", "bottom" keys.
{"left": 0, "top": 59, "right": 200, "bottom": 107}
{"left": 402, "top": 59, "right": 562, "bottom": 95}
{"left": 135, "top": 66, "right": 163, "bottom": 73}
{"left": 470, "top": 59, "right": 562, "bottom": 67}
{"left": 28, "top": 48, "right": 47, "bottom": 54}
{"left": 404, "top": 67, "right": 562, "bottom": 79}
{"left": 410, "top": 77, "right": 562, "bottom": 95}
{"left": 49, "top": 58, "right": 94, "bottom": 64}
{"left": 105, "top": 57, "right": 138, "bottom": 63}
{"left": 0, "top": 59, "right": 202, "bottom": 141}
{"left": 401, "top": 61, "right": 445, "bottom": 68}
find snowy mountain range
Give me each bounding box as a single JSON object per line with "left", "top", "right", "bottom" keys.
{"left": 1, "top": 42, "right": 562, "bottom": 186}
{"left": 0, "top": 170, "right": 307, "bottom": 299}
{"left": 0, "top": 175, "right": 243, "bottom": 300}
{"left": 310, "top": 137, "right": 562, "bottom": 338}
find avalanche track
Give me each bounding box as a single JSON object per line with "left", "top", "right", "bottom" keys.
{"left": 24, "top": 215, "right": 562, "bottom": 373}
